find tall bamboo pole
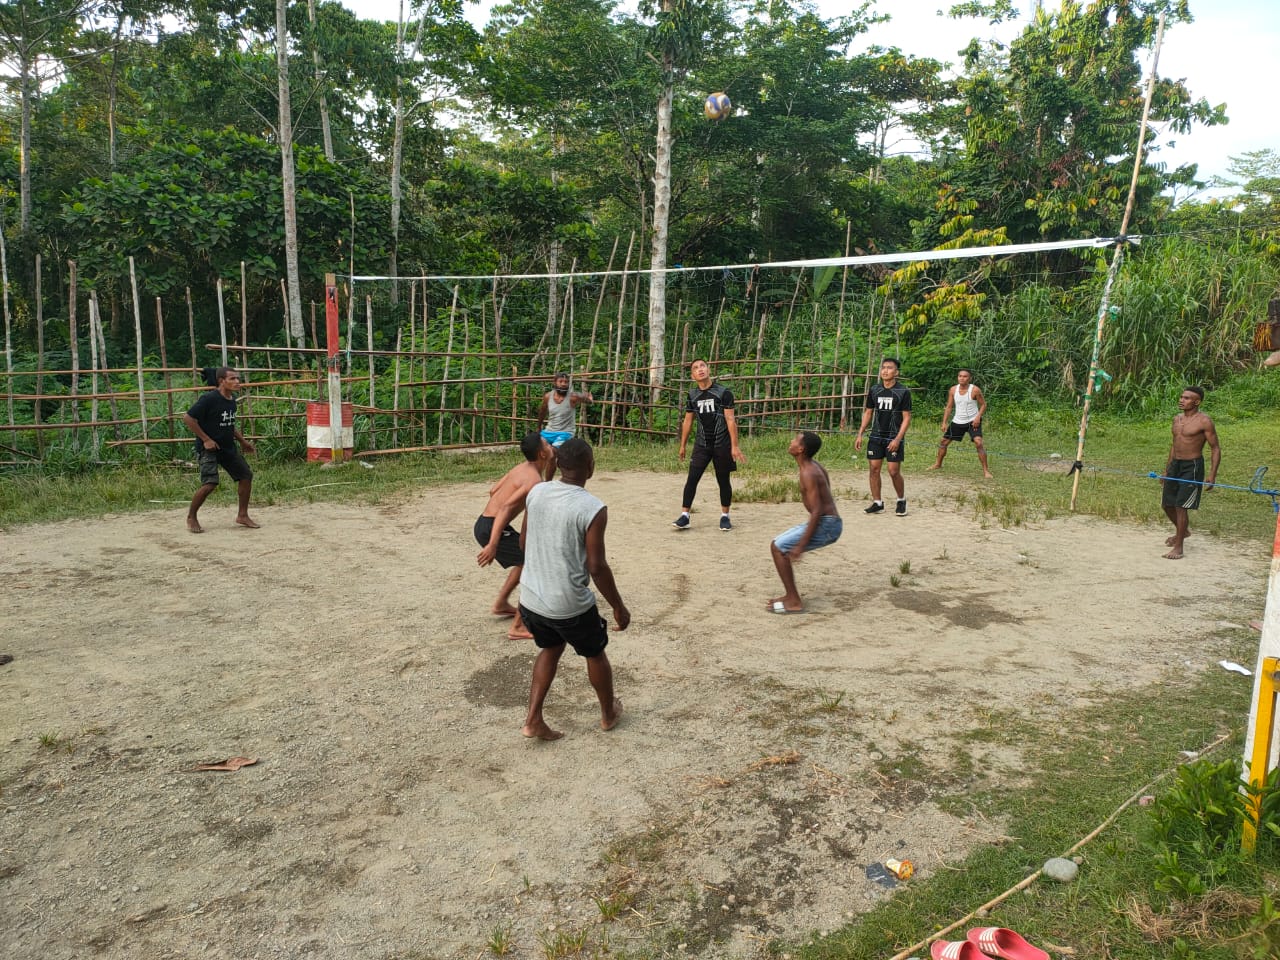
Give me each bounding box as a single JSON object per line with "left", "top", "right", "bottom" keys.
{"left": 88, "top": 286, "right": 100, "bottom": 456}
{"left": 437, "top": 285, "right": 458, "bottom": 446}
{"left": 1069, "top": 12, "right": 1165, "bottom": 510}
{"left": 34, "top": 254, "right": 44, "bottom": 456}
{"left": 216, "top": 277, "right": 228, "bottom": 366}
{"left": 0, "top": 204, "right": 12, "bottom": 429}
{"left": 69, "top": 261, "right": 80, "bottom": 449}
{"left": 185, "top": 286, "right": 196, "bottom": 374}
{"left": 366, "top": 294, "right": 375, "bottom": 411}
{"left": 587, "top": 236, "right": 620, "bottom": 370}
{"left": 240, "top": 260, "right": 248, "bottom": 370}
{"left": 128, "top": 256, "right": 149, "bottom": 451}
{"left": 392, "top": 327, "right": 402, "bottom": 450}
{"left": 155, "top": 298, "right": 173, "bottom": 438}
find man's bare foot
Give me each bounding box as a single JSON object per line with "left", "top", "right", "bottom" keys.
{"left": 1164, "top": 547, "right": 1184, "bottom": 560}
{"left": 507, "top": 628, "right": 533, "bottom": 641}
{"left": 236, "top": 516, "right": 260, "bottom": 529}
{"left": 187, "top": 517, "right": 204, "bottom": 534}
{"left": 601, "top": 698, "right": 623, "bottom": 731}
{"left": 521, "top": 721, "right": 563, "bottom": 741}
{"left": 492, "top": 604, "right": 518, "bottom": 619}
{"left": 926, "top": 464, "right": 942, "bottom": 471}
{"left": 1165, "top": 534, "right": 1189, "bottom": 546}
{"left": 983, "top": 471, "right": 994, "bottom": 479}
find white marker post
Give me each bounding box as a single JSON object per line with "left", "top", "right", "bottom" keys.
{"left": 1242, "top": 508, "right": 1280, "bottom": 851}
{"left": 324, "top": 274, "right": 345, "bottom": 463}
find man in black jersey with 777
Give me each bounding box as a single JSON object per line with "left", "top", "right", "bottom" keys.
{"left": 855, "top": 357, "right": 912, "bottom": 516}
{"left": 673, "top": 359, "right": 746, "bottom": 531}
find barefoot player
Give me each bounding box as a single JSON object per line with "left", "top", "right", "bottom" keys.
{"left": 928, "top": 368, "right": 992, "bottom": 478}
{"left": 184, "top": 367, "right": 258, "bottom": 533}
{"left": 1161, "top": 386, "right": 1220, "bottom": 560}
{"left": 518, "top": 438, "right": 629, "bottom": 740}
{"left": 767, "top": 432, "right": 842, "bottom": 614}
{"left": 475, "top": 432, "right": 556, "bottom": 639}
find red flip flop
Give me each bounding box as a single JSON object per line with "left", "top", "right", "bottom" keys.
{"left": 966, "top": 927, "right": 1050, "bottom": 960}
{"left": 930, "top": 942, "right": 986, "bottom": 960}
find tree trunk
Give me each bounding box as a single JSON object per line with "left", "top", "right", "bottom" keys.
{"left": 277, "top": 0, "right": 305, "bottom": 346}
{"left": 307, "top": 0, "right": 334, "bottom": 161}
{"left": 646, "top": 63, "right": 674, "bottom": 399}
{"left": 19, "top": 60, "right": 33, "bottom": 232}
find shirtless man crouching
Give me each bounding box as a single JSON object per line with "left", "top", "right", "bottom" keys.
{"left": 1161, "top": 386, "right": 1220, "bottom": 560}
{"left": 476, "top": 432, "right": 557, "bottom": 638}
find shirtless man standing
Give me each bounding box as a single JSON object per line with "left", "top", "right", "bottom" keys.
{"left": 767, "top": 432, "right": 843, "bottom": 614}
{"left": 1162, "top": 386, "right": 1220, "bottom": 560}
{"left": 475, "top": 432, "right": 557, "bottom": 639}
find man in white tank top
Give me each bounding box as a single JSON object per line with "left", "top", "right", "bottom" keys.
{"left": 928, "top": 368, "right": 992, "bottom": 478}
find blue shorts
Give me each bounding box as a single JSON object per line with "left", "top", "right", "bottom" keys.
{"left": 774, "top": 516, "right": 843, "bottom": 555}
{"left": 540, "top": 430, "right": 573, "bottom": 448}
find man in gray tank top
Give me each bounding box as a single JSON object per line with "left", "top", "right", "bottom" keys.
{"left": 537, "top": 372, "right": 592, "bottom": 448}
{"left": 518, "top": 438, "right": 629, "bottom": 740}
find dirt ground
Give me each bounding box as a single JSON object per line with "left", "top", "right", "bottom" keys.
{"left": 0, "top": 466, "right": 1264, "bottom": 960}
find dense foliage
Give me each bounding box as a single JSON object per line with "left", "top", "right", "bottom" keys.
{"left": 0, "top": 0, "right": 1276, "bottom": 406}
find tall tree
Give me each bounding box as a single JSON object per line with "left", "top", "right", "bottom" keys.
{"left": 641, "top": 0, "right": 723, "bottom": 393}
{"left": 933, "top": 0, "right": 1224, "bottom": 243}
{"left": 0, "top": 0, "right": 102, "bottom": 232}
{"left": 276, "top": 0, "right": 302, "bottom": 344}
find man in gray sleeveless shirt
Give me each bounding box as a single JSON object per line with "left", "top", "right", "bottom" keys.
{"left": 537, "top": 372, "right": 592, "bottom": 448}
{"left": 518, "top": 438, "right": 629, "bottom": 740}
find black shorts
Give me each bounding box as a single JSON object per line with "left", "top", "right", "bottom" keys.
{"left": 519, "top": 604, "right": 609, "bottom": 658}
{"left": 1162, "top": 458, "right": 1204, "bottom": 510}
{"left": 198, "top": 446, "right": 252, "bottom": 485}
{"left": 473, "top": 516, "right": 524, "bottom": 568}
{"left": 690, "top": 444, "right": 737, "bottom": 474}
{"left": 943, "top": 420, "right": 982, "bottom": 442}
{"left": 865, "top": 440, "right": 905, "bottom": 463}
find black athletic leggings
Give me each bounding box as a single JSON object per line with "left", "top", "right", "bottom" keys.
{"left": 682, "top": 445, "right": 734, "bottom": 508}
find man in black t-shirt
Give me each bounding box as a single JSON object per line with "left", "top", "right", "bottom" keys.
{"left": 672, "top": 359, "right": 746, "bottom": 531}
{"left": 855, "top": 357, "right": 912, "bottom": 515}
{"left": 183, "top": 366, "right": 258, "bottom": 533}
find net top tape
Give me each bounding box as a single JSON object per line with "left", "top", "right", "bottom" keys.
{"left": 350, "top": 236, "right": 1133, "bottom": 284}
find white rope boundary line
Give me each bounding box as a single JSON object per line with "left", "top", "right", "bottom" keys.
{"left": 351, "top": 236, "right": 1134, "bottom": 284}
{"left": 885, "top": 729, "right": 1231, "bottom": 960}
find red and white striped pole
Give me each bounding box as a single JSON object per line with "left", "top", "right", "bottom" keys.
{"left": 1242, "top": 507, "right": 1280, "bottom": 851}
{"left": 324, "top": 274, "right": 345, "bottom": 463}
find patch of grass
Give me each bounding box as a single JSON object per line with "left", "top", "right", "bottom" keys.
{"left": 593, "top": 886, "right": 633, "bottom": 922}
{"left": 898, "top": 559, "right": 911, "bottom": 575}
{"left": 889, "top": 574, "right": 901, "bottom": 588}
{"left": 815, "top": 690, "right": 846, "bottom": 713}
{"left": 737, "top": 473, "right": 801, "bottom": 504}
{"left": 37, "top": 731, "right": 72, "bottom": 753}
{"left": 539, "top": 926, "right": 589, "bottom": 959}
{"left": 787, "top": 641, "right": 1271, "bottom": 960}
{"left": 487, "top": 924, "right": 514, "bottom": 956}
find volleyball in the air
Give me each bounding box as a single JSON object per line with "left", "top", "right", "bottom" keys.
{"left": 704, "top": 92, "right": 731, "bottom": 120}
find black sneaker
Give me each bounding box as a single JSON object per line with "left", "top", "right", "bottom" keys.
{"left": 895, "top": 499, "right": 908, "bottom": 516}
{"left": 719, "top": 515, "right": 732, "bottom": 531}
{"left": 672, "top": 514, "right": 690, "bottom": 529}
{"left": 864, "top": 501, "right": 885, "bottom": 514}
